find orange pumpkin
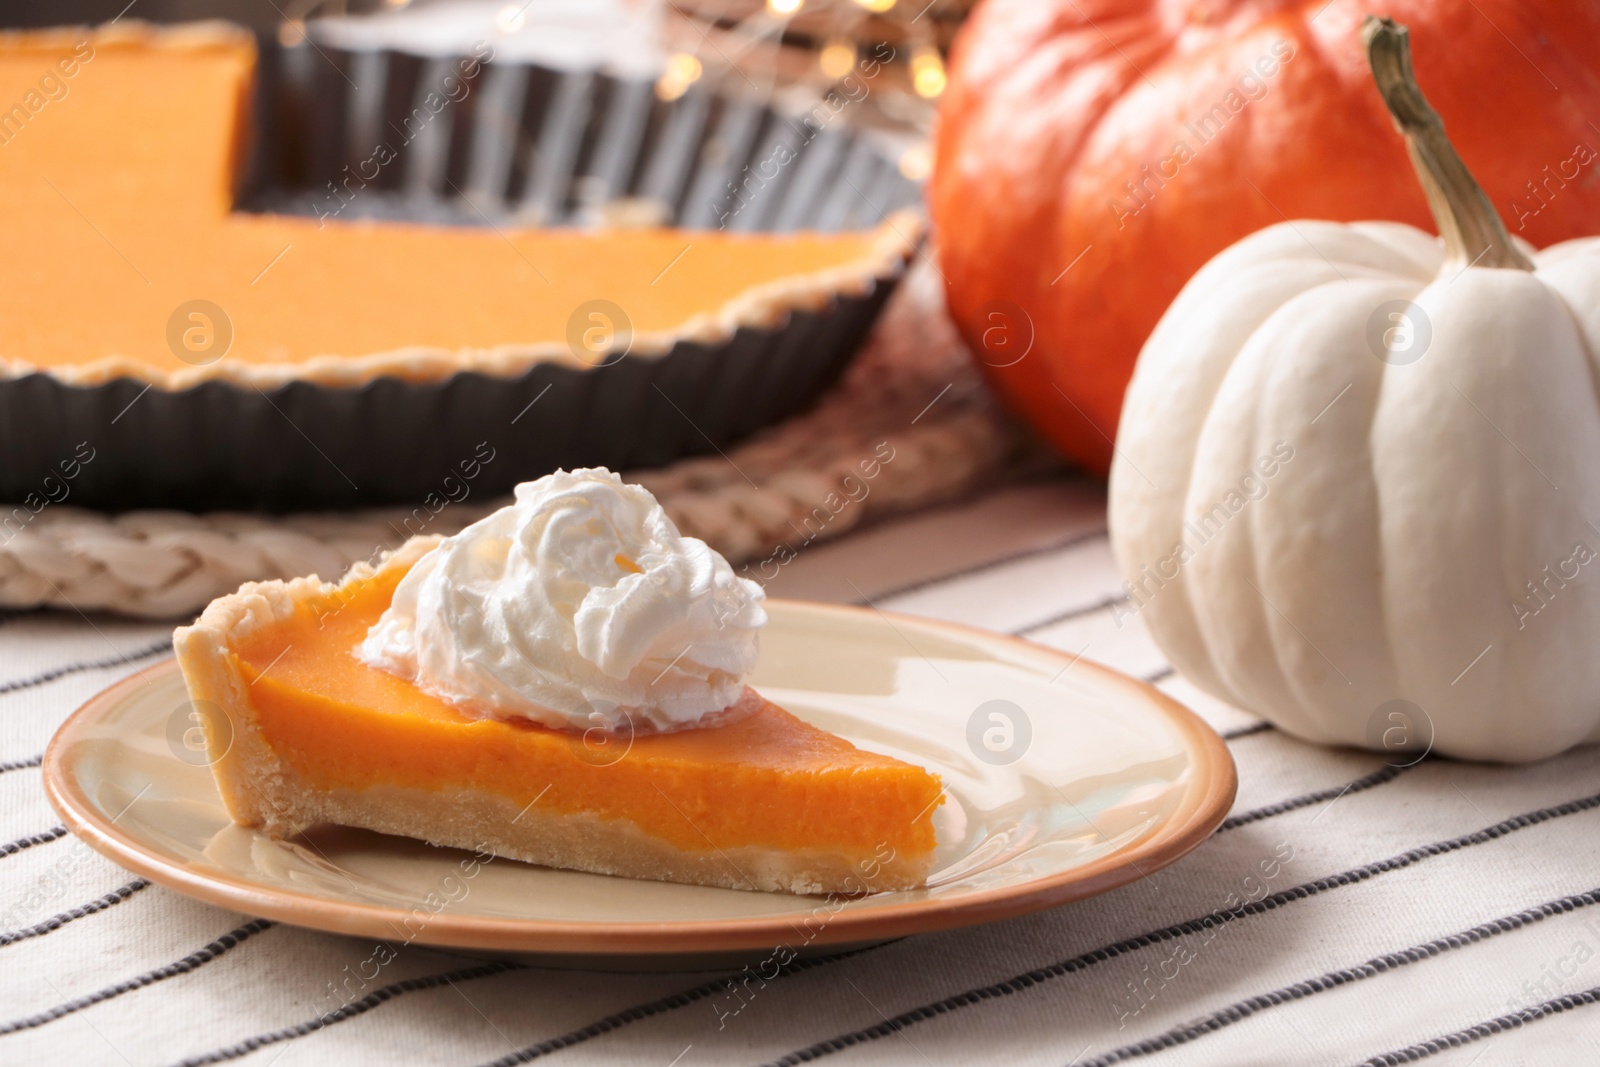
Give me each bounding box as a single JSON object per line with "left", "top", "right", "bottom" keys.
{"left": 931, "top": 0, "right": 1600, "bottom": 476}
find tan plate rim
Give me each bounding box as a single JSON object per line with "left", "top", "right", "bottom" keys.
{"left": 42, "top": 601, "right": 1238, "bottom": 957}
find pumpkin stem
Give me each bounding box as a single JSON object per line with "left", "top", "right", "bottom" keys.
{"left": 1362, "top": 16, "right": 1534, "bottom": 272}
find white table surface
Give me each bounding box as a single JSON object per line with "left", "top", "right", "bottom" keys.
{"left": 2, "top": 475, "right": 1598, "bottom": 1066}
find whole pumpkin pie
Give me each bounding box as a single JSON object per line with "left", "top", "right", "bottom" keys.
{"left": 174, "top": 470, "right": 943, "bottom": 894}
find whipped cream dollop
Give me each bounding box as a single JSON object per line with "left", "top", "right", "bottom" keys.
{"left": 358, "top": 468, "right": 767, "bottom": 733}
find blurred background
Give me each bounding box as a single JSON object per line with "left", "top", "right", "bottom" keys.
{"left": 0, "top": 0, "right": 967, "bottom": 171}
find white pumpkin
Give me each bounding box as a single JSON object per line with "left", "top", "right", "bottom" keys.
{"left": 1108, "top": 18, "right": 1600, "bottom": 762}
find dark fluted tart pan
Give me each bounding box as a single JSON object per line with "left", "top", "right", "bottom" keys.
{"left": 0, "top": 32, "right": 919, "bottom": 511}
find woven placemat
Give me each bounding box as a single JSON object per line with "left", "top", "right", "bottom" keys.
{"left": 0, "top": 263, "right": 1042, "bottom": 618}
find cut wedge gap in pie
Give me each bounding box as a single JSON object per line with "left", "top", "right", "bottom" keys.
{"left": 173, "top": 538, "right": 945, "bottom": 895}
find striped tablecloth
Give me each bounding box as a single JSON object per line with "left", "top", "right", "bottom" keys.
{"left": 3, "top": 475, "right": 1598, "bottom": 1066}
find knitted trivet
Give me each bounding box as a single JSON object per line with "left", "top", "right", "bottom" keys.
{"left": 0, "top": 263, "right": 1041, "bottom": 618}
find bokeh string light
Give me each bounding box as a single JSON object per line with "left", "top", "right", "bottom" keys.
{"left": 911, "top": 45, "right": 946, "bottom": 97}
{"left": 280, "top": 0, "right": 953, "bottom": 165}
{"left": 675, "top": 0, "right": 954, "bottom": 102}
{"left": 654, "top": 51, "right": 704, "bottom": 101}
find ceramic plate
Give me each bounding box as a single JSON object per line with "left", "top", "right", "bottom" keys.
{"left": 44, "top": 601, "right": 1236, "bottom": 969}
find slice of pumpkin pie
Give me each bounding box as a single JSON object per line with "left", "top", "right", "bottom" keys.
{"left": 174, "top": 469, "right": 943, "bottom": 894}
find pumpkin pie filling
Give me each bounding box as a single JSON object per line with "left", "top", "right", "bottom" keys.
{"left": 180, "top": 537, "right": 944, "bottom": 894}
{"left": 0, "top": 23, "right": 915, "bottom": 388}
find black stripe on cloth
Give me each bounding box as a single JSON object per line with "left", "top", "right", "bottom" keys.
{"left": 861, "top": 526, "right": 1109, "bottom": 605}
{"left": 416, "top": 765, "right": 1424, "bottom": 1067}
{"left": 1221, "top": 721, "right": 1274, "bottom": 741}
{"left": 1139, "top": 665, "right": 1175, "bottom": 685}
{"left": 1218, "top": 762, "right": 1418, "bottom": 833}
{"left": 444, "top": 764, "right": 1418, "bottom": 1066}
{"left": 0, "top": 879, "right": 150, "bottom": 948}
{"left": 0, "top": 919, "right": 273, "bottom": 1035}
{"left": 758, "top": 788, "right": 1600, "bottom": 1067}
{"left": 1355, "top": 983, "right": 1600, "bottom": 1066}
{"left": 1011, "top": 594, "right": 1129, "bottom": 637}
{"left": 171, "top": 961, "right": 522, "bottom": 1066}
{"left": 474, "top": 947, "right": 882, "bottom": 1067}
{"left": 1077, "top": 885, "right": 1600, "bottom": 1067}
{"left": 0, "top": 754, "right": 42, "bottom": 775}
{"left": 0, "top": 637, "right": 173, "bottom": 698}
{"left": 0, "top": 825, "right": 66, "bottom": 859}
{"left": 178, "top": 944, "right": 884, "bottom": 1067}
